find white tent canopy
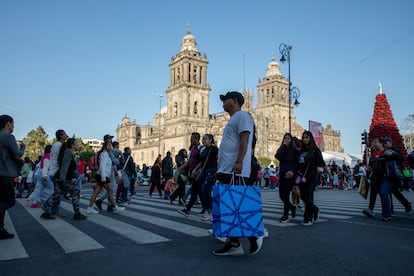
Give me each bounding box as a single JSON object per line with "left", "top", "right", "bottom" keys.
{"left": 322, "top": 151, "right": 362, "bottom": 168}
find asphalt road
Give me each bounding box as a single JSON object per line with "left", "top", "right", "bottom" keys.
{"left": 2, "top": 185, "right": 414, "bottom": 276}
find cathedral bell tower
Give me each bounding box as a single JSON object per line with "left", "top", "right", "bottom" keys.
{"left": 255, "top": 54, "right": 291, "bottom": 158}
{"left": 165, "top": 25, "right": 211, "bottom": 136}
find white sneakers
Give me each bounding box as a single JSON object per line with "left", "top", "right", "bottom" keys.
{"left": 87, "top": 205, "right": 125, "bottom": 214}
{"left": 113, "top": 205, "right": 125, "bottom": 213}
{"left": 201, "top": 211, "right": 212, "bottom": 221}
{"left": 86, "top": 206, "right": 99, "bottom": 214}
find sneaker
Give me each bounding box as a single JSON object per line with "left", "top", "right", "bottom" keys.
{"left": 279, "top": 216, "right": 289, "bottom": 223}
{"left": 313, "top": 207, "right": 320, "bottom": 222}
{"left": 86, "top": 206, "right": 99, "bottom": 214}
{"left": 95, "top": 199, "right": 102, "bottom": 210}
{"left": 362, "top": 208, "right": 374, "bottom": 218}
{"left": 213, "top": 242, "right": 244, "bottom": 256}
{"left": 30, "top": 203, "right": 41, "bottom": 208}
{"left": 0, "top": 229, "right": 15, "bottom": 240}
{"left": 301, "top": 220, "right": 313, "bottom": 226}
{"left": 382, "top": 216, "right": 392, "bottom": 222}
{"left": 201, "top": 211, "right": 212, "bottom": 221}
{"left": 262, "top": 228, "right": 269, "bottom": 238}
{"left": 113, "top": 205, "right": 125, "bottom": 213}
{"left": 207, "top": 229, "right": 228, "bottom": 243}
{"left": 178, "top": 208, "right": 190, "bottom": 217}
{"left": 40, "top": 212, "right": 55, "bottom": 220}
{"left": 73, "top": 213, "right": 87, "bottom": 220}
{"left": 405, "top": 202, "right": 412, "bottom": 213}
{"left": 250, "top": 236, "right": 264, "bottom": 255}
{"left": 198, "top": 209, "right": 206, "bottom": 215}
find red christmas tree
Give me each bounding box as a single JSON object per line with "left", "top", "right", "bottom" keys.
{"left": 366, "top": 88, "right": 408, "bottom": 166}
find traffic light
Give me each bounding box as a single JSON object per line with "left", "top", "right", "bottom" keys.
{"left": 361, "top": 131, "right": 368, "bottom": 145}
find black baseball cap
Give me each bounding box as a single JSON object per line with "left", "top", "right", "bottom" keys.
{"left": 220, "top": 91, "right": 244, "bottom": 106}
{"left": 103, "top": 134, "right": 114, "bottom": 141}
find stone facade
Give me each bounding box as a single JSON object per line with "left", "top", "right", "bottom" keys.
{"left": 117, "top": 28, "right": 342, "bottom": 167}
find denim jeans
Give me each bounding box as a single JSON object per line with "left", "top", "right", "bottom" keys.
{"left": 75, "top": 174, "right": 84, "bottom": 193}
{"left": 201, "top": 168, "right": 216, "bottom": 211}
{"left": 378, "top": 177, "right": 393, "bottom": 218}
{"left": 42, "top": 175, "right": 61, "bottom": 215}
{"left": 31, "top": 174, "right": 54, "bottom": 205}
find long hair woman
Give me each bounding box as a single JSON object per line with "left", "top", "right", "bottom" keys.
{"left": 170, "top": 148, "right": 188, "bottom": 205}
{"left": 87, "top": 141, "right": 125, "bottom": 213}
{"left": 275, "top": 133, "right": 299, "bottom": 223}
{"left": 149, "top": 155, "right": 162, "bottom": 198}
{"left": 297, "top": 131, "right": 332, "bottom": 226}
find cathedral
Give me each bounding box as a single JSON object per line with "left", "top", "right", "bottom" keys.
{"left": 117, "top": 27, "right": 342, "bottom": 167}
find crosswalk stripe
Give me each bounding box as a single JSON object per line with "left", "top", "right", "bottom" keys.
{"left": 79, "top": 198, "right": 210, "bottom": 237}
{"left": 0, "top": 212, "right": 29, "bottom": 261}
{"left": 59, "top": 201, "right": 170, "bottom": 244}
{"left": 2, "top": 188, "right": 411, "bottom": 262}
{"left": 18, "top": 199, "right": 104, "bottom": 253}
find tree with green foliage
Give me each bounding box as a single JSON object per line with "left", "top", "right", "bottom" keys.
{"left": 22, "top": 126, "right": 49, "bottom": 162}
{"left": 21, "top": 126, "right": 95, "bottom": 164}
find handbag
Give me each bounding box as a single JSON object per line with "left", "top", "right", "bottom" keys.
{"left": 358, "top": 175, "right": 368, "bottom": 199}
{"left": 212, "top": 175, "right": 264, "bottom": 237}
{"left": 385, "top": 159, "right": 404, "bottom": 180}
{"left": 118, "top": 155, "right": 131, "bottom": 189}
{"left": 195, "top": 170, "right": 204, "bottom": 183}
{"left": 195, "top": 147, "right": 211, "bottom": 184}
{"left": 295, "top": 159, "right": 311, "bottom": 185}
{"left": 180, "top": 174, "right": 188, "bottom": 183}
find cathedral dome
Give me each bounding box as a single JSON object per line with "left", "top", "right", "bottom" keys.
{"left": 265, "top": 54, "right": 281, "bottom": 77}
{"left": 180, "top": 25, "right": 198, "bottom": 52}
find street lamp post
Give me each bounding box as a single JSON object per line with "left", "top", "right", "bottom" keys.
{"left": 291, "top": 86, "right": 301, "bottom": 107}
{"left": 279, "top": 43, "right": 300, "bottom": 134}
{"left": 156, "top": 92, "right": 163, "bottom": 155}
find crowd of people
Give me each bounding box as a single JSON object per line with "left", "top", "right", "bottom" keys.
{"left": 1, "top": 91, "right": 413, "bottom": 257}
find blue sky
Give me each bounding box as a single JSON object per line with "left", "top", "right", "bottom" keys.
{"left": 1, "top": 0, "right": 413, "bottom": 155}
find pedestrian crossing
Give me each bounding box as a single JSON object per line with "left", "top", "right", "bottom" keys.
{"left": 2, "top": 188, "right": 413, "bottom": 261}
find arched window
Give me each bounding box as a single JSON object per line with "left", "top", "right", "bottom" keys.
{"left": 194, "top": 101, "right": 198, "bottom": 115}
{"left": 188, "top": 94, "right": 191, "bottom": 115}
{"left": 177, "top": 68, "right": 180, "bottom": 82}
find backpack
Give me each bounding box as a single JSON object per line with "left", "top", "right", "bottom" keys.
{"left": 89, "top": 153, "right": 99, "bottom": 171}
{"left": 249, "top": 155, "right": 261, "bottom": 184}
{"left": 248, "top": 113, "right": 259, "bottom": 184}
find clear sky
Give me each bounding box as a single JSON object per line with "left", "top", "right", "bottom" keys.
{"left": 1, "top": 0, "right": 413, "bottom": 155}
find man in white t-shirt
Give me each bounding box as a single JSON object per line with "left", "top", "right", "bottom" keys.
{"left": 213, "top": 91, "right": 263, "bottom": 257}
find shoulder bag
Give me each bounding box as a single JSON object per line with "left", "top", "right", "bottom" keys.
{"left": 195, "top": 147, "right": 212, "bottom": 183}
